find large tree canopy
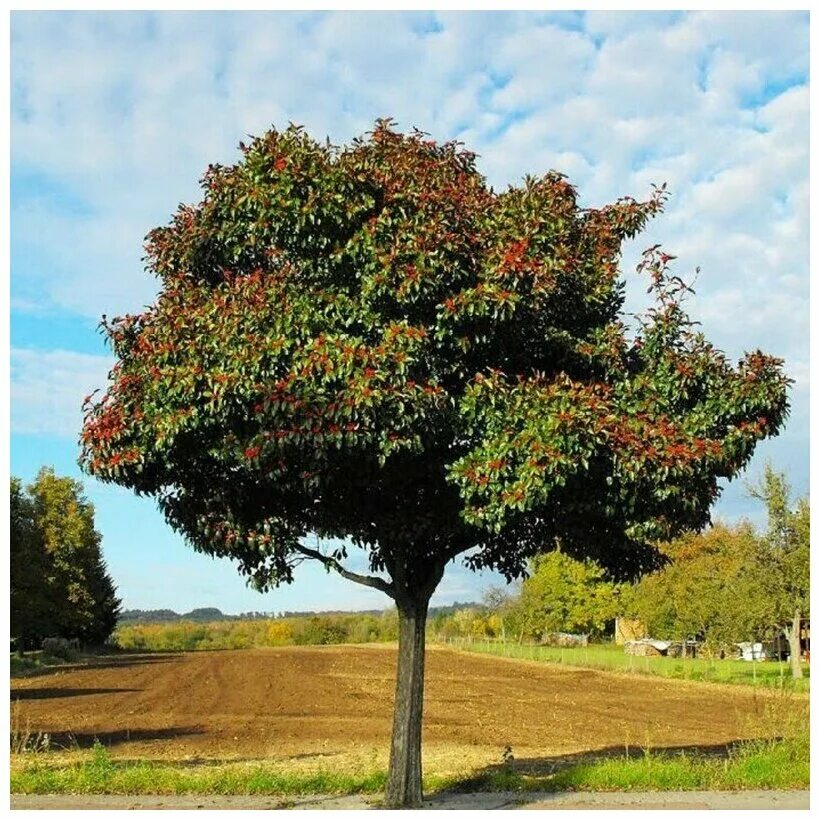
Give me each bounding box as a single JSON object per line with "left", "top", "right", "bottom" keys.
{"left": 80, "top": 121, "right": 788, "bottom": 591}
{"left": 79, "top": 120, "right": 790, "bottom": 806}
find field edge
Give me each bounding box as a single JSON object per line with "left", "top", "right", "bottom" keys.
{"left": 10, "top": 732, "right": 809, "bottom": 797}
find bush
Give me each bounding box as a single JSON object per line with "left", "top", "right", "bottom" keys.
{"left": 41, "top": 637, "right": 79, "bottom": 661}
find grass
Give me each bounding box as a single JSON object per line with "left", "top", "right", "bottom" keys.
{"left": 441, "top": 639, "right": 810, "bottom": 691}
{"left": 11, "top": 729, "right": 808, "bottom": 796}
{"left": 10, "top": 651, "right": 76, "bottom": 678}
{"left": 10, "top": 744, "right": 393, "bottom": 797}
{"left": 464, "top": 734, "right": 809, "bottom": 792}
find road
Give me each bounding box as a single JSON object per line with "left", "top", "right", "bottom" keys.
{"left": 11, "top": 790, "right": 811, "bottom": 810}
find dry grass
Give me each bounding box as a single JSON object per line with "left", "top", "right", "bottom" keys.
{"left": 10, "top": 700, "right": 54, "bottom": 755}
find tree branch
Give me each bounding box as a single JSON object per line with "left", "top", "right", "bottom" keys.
{"left": 293, "top": 544, "right": 395, "bottom": 599}
{"left": 441, "top": 541, "right": 471, "bottom": 565}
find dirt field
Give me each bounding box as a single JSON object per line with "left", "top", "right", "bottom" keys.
{"left": 10, "top": 645, "right": 777, "bottom": 775}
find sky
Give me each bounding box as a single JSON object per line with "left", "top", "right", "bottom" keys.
{"left": 9, "top": 10, "right": 810, "bottom": 614}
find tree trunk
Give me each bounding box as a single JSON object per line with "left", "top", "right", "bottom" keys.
{"left": 384, "top": 592, "right": 430, "bottom": 808}
{"left": 787, "top": 609, "right": 803, "bottom": 679}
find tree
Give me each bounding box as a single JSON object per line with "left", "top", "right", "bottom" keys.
{"left": 628, "top": 522, "right": 768, "bottom": 651}
{"left": 482, "top": 585, "right": 514, "bottom": 641}
{"left": 79, "top": 121, "right": 790, "bottom": 807}
{"left": 10, "top": 478, "right": 54, "bottom": 650}
{"left": 515, "top": 550, "right": 621, "bottom": 640}
{"left": 81, "top": 551, "right": 122, "bottom": 645}
{"left": 749, "top": 465, "right": 809, "bottom": 677}
{"left": 11, "top": 468, "right": 122, "bottom": 646}
{"left": 627, "top": 470, "right": 809, "bottom": 665}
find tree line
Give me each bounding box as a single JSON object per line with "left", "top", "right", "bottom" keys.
{"left": 433, "top": 465, "right": 809, "bottom": 676}
{"left": 10, "top": 468, "right": 121, "bottom": 651}
{"left": 115, "top": 609, "right": 402, "bottom": 650}
{"left": 114, "top": 602, "right": 480, "bottom": 650}
{"left": 118, "top": 607, "right": 240, "bottom": 625}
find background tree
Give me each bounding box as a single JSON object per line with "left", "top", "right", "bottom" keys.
{"left": 628, "top": 522, "right": 768, "bottom": 652}
{"left": 626, "top": 467, "right": 809, "bottom": 666}
{"left": 80, "top": 121, "right": 790, "bottom": 807}
{"left": 749, "top": 465, "right": 809, "bottom": 677}
{"left": 514, "top": 550, "right": 621, "bottom": 641}
{"left": 481, "top": 585, "right": 514, "bottom": 641}
{"left": 10, "top": 478, "right": 54, "bottom": 650}
{"left": 10, "top": 468, "right": 122, "bottom": 647}
{"left": 81, "top": 552, "right": 122, "bottom": 645}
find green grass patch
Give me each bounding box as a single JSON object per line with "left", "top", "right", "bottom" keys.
{"left": 443, "top": 640, "right": 810, "bottom": 691}
{"left": 10, "top": 652, "right": 74, "bottom": 677}
{"left": 11, "top": 733, "right": 808, "bottom": 796}
{"left": 550, "top": 742, "right": 808, "bottom": 792}
{"left": 450, "top": 732, "right": 809, "bottom": 793}
{"left": 11, "top": 743, "right": 392, "bottom": 797}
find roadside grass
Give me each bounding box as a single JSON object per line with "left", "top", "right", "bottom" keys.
{"left": 461, "top": 733, "right": 809, "bottom": 793}
{"left": 11, "top": 729, "right": 808, "bottom": 796}
{"left": 10, "top": 744, "right": 393, "bottom": 796}
{"left": 441, "top": 639, "right": 810, "bottom": 691}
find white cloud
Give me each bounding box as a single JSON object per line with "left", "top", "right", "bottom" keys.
{"left": 692, "top": 10, "right": 809, "bottom": 83}
{"left": 10, "top": 9, "right": 809, "bottom": 541}
{"left": 12, "top": 197, "right": 161, "bottom": 318}
{"left": 584, "top": 10, "right": 682, "bottom": 38}
{"left": 11, "top": 348, "right": 114, "bottom": 437}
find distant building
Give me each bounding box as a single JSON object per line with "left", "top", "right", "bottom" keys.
{"left": 624, "top": 638, "right": 669, "bottom": 657}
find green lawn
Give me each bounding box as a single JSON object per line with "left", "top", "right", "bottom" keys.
{"left": 440, "top": 639, "right": 810, "bottom": 691}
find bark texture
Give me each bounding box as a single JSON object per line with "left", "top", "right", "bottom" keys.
{"left": 384, "top": 594, "right": 430, "bottom": 808}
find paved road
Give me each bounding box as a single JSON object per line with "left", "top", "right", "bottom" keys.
{"left": 11, "top": 790, "right": 810, "bottom": 810}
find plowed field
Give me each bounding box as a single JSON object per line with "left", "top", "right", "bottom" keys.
{"left": 10, "top": 646, "right": 774, "bottom": 774}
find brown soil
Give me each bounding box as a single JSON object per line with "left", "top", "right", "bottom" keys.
{"left": 10, "top": 645, "right": 775, "bottom": 773}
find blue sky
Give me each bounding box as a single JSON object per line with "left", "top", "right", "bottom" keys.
{"left": 10, "top": 10, "right": 809, "bottom": 614}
